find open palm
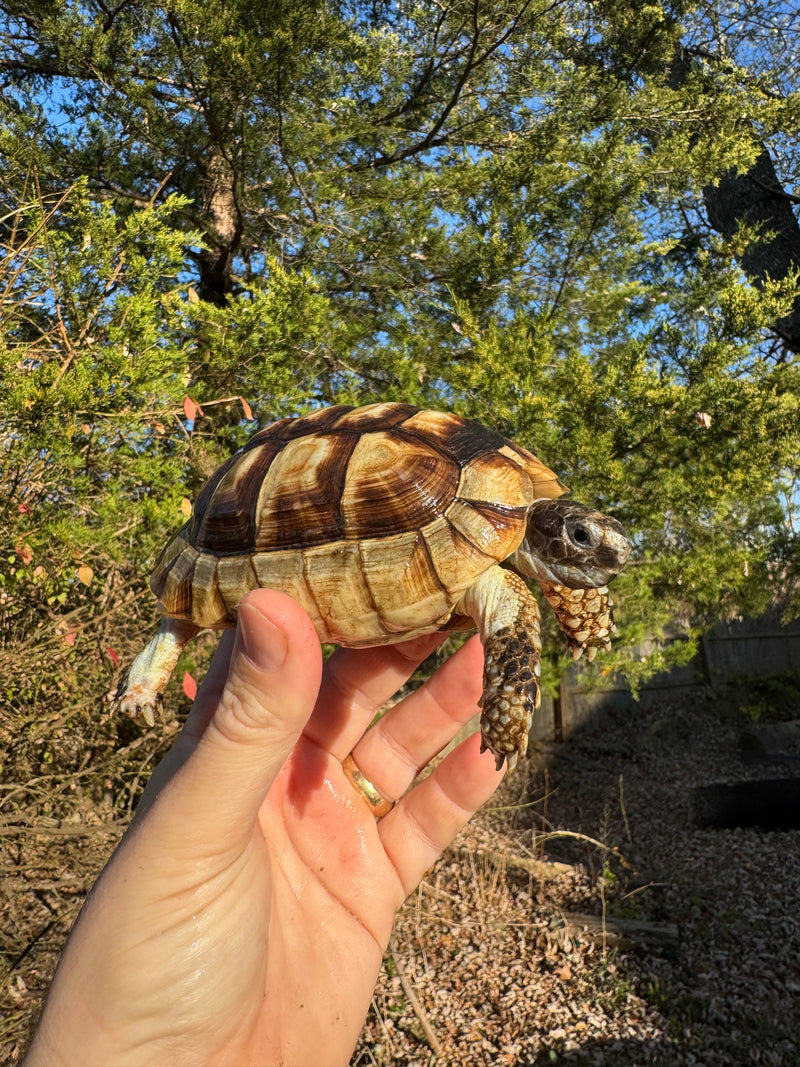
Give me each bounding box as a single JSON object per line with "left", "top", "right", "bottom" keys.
{"left": 25, "top": 591, "right": 504, "bottom": 1067}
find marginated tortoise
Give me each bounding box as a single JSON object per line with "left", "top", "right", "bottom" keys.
{"left": 116, "top": 403, "right": 631, "bottom": 769}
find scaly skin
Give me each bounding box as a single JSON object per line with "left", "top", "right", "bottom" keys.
{"left": 460, "top": 567, "right": 543, "bottom": 771}
{"left": 115, "top": 617, "right": 201, "bottom": 724}
{"left": 479, "top": 617, "right": 542, "bottom": 771}
{"left": 539, "top": 582, "right": 617, "bottom": 661}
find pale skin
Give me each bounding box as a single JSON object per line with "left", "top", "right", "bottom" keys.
{"left": 24, "top": 589, "right": 505, "bottom": 1067}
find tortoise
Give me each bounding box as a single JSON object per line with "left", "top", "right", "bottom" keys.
{"left": 116, "top": 403, "right": 631, "bottom": 769}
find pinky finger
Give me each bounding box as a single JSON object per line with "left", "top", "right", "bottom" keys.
{"left": 378, "top": 734, "right": 505, "bottom": 897}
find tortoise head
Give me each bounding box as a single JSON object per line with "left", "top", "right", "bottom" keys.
{"left": 509, "top": 499, "right": 632, "bottom": 589}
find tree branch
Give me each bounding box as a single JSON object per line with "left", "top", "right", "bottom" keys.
{"left": 349, "top": 0, "right": 539, "bottom": 172}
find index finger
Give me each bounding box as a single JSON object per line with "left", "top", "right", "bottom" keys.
{"left": 302, "top": 632, "right": 446, "bottom": 758}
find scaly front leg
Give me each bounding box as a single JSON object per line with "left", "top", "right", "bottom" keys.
{"left": 539, "top": 582, "right": 616, "bottom": 661}
{"left": 459, "top": 566, "right": 542, "bottom": 772}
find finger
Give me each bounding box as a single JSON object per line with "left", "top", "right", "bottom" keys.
{"left": 348, "top": 635, "right": 484, "bottom": 803}
{"left": 162, "top": 589, "right": 323, "bottom": 843}
{"left": 302, "top": 631, "right": 446, "bottom": 758}
{"left": 184, "top": 628, "right": 237, "bottom": 730}
{"left": 134, "top": 629, "right": 241, "bottom": 817}
{"left": 378, "top": 732, "right": 504, "bottom": 897}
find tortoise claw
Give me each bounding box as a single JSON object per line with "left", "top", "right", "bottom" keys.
{"left": 115, "top": 683, "right": 163, "bottom": 726}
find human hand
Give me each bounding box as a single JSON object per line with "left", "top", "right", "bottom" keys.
{"left": 25, "top": 589, "right": 505, "bottom": 1066}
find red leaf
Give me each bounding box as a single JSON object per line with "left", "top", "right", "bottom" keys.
{"left": 183, "top": 396, "right": 197, "bottom": 422}
{"left": 240, "top": 396, "right": 253, "bottom": 420}
{"left": 182, "top": 671, "right": 198, "bottom": 700}
{"left": 64, "top": 632, "right": 76, "bottom": 646}
{"left": 18, "top": 503, "right": 32, "bottom": 514}
{"left": 106, "top": 646, "right": 120, "bottom": 667}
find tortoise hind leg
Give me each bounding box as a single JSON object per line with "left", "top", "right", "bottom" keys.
{"left": 115, "top": 617, "right": 202, "bottom": 724}
{"left": 459, "top": 567, "right": 542, "bottom": 771}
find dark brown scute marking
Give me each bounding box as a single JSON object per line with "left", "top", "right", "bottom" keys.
{"left": 194, "top": 438, "right": 285, "bottom": 553}
{"left": 456, "top": 450, "right": 535, "bottom": 520}
{"left": 454, "top": 498, "right": 530, "bottom": 553}
{"left": 242, "top": 416, "right": 293, "bottom": 449}
{"left": 341, "top": 431, "right": 459, "bottom": 540}
{"left": 244, "top": 406, "right": 356, "bottom": 449}
{"left": 255, "top": 432, "right": 360, "bottom": 550}
{"left": 191, "top": 451, "right": 243, "bottom": 533}
{"left": 277, "top": 404, "right": 354, "bottom": 440}
{"left": 191, "top": 404, "right": 418, "bottom": 553}
{"left": 332, "top": 402, "right": 418, "bottom": 431}
{"left": 149, "top": 524, "right": 188, "bottom": 588}
{"left": 185, "top": 403, "right": 551, "bottom": 564}
{"left": 422, "top": 513, "right": 496, "bottom": 590}
{"left": 155, "top": 545, "right": 198, "bottom": 618}
{"left": 439, "top": 611, "right": 476, "bottom": 632}
{"left": 398, "top": 409, "right": 505, "bottom": 465}
{"left": 358, "top": 529, "right": 450, "bottom": 633}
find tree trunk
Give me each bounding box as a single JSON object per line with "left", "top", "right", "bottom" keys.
{"left": 196, "top": 149, "right": 243, "bottom": 306}
{"left": 667, "top": 50, "right": 800, "bottom": 354}
{"left": 703, "top": 148, "right": 800, "bottom": 353}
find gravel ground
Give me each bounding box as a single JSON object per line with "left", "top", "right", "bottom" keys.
{"left": 354, "top": 696, "right": 800, "bottom": 1066}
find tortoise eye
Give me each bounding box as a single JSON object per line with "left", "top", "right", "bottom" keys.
{"left": 571, "top": 524, "right": 592, "bottom": 546}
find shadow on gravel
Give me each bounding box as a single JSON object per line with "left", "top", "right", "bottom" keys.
{"left": 518, "top": 688, "right": 800, "bottom": 1067}
{"left": 531, "top": 1036, "right": 702, "bottom": 1066}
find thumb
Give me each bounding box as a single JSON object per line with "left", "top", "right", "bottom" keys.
{"left": 170, "top": 589, "right": 323, "bottom": 840}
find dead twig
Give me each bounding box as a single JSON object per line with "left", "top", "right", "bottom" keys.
{"left": 388, "top": 936, "right": 446, "bottom": 1062}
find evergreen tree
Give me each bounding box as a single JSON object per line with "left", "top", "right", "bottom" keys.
{"left": 1, "top": 0, "right": 799, "bottom": 737}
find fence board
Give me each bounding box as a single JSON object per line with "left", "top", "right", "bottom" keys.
{"left": 541, "top": 616, "right": 800, "bottom": 743}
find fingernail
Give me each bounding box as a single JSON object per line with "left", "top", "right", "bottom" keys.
{"left": 238, "top": 602, "right": 289, "bottom": 672}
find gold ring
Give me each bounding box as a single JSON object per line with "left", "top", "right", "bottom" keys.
{"left": 341, "top": 754, "right": 395, "bottom": 819}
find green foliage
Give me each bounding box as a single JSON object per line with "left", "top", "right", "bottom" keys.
{"left": 706, "top": 671, "right": 800, "bottom": 724}
{"left": 0, "top": 0, "right": 799, "bottom": 787}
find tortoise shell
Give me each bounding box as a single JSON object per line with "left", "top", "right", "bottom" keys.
{"left": 151, "top": 402, "right": 566, "bottom": 646}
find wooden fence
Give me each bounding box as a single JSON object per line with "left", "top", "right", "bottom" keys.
{"left": 531, "top": 616, "right": 800, "bottom": 742}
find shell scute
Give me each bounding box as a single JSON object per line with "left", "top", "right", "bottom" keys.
{"left": 153, "top": 535, "right": 198, "bottom": 619}
{"left": 456, "top": 449, "right": 535, "bottom": 510}
{"left": 358, "top": 530, "right": 451, "bottom": 633}
{"left": 250, "top": 549, "right": 327, "bottom": 636}
{"left": 254, "top": 431, "right": 358, "bottom": 550}
{"left": 190, "top": 552, "right": 228, "bottom": 627}
{"left": 445, "top": 498, "right": 527, "bottom": 560}
{"left": 420, "top": 513, "right": 496, "bottom": 596}
{"left": 330, "top": 402, "right": 418, "bottom": 431}
{"left": 340, "top": 430, "right": 458, "bottom": 540}
{"left": 193, "top": 442, "right": 278, "bottom": 552}
{"left": 216, "top": 556, "right": 258, "bottom": 614}
{"left": 300, "top": 540, "right": 382, "bottom": 644}
{"left": 251, "top": 404, "right": 351, "bottom": 445}
{"left": 497, "top": 443, "right": 567, "bottom": 500}
{"left": 400, "top": 408, "right": 505, "bottom": 464}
